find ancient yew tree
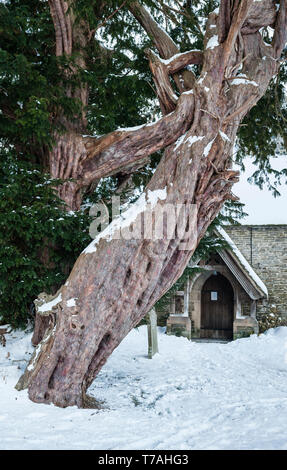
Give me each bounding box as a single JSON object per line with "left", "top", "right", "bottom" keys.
{"left": 15, "top": 0, "right": 287, "bottom": 407}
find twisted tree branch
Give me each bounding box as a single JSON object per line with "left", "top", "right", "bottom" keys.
{"left": 128, "top": 0, "right": 196, "bottom": 90}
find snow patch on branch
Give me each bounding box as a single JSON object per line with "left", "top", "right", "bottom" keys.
{"left": 117, "top": 124, "right": 146, "bottom": 132}
{"left": 27, "top": 326, "right": 56, "bottom": 371}
{"left": 67, "top": 298, "right": 77, "bottom": 308}
{"left": 187, "top": 135, "right": 204, "bottom": 147}
{"left": 219, "top": 131, "right": 231, "bottom": 142}
{"left": 174, "top": 133, "right": 187, "bottom": 150}
{"left": 198, "top": 72, "right": 207, "bottom": 85}
{"left": 114, "top": 113, "right": 174, "bottom": 133}
{"left": 157, "top": 50, "right": 201, "bottom": 66}
{"left": 27, "top": 343, "right": 42, "bottom": 371}
{"left": 203, "top": 138, "right": 215, "bottom": 157}
{"left": 206, "top": 35, "right": 219, "bottom": 50}
{"left": 83, "top": 188, "right": 167, "bottom": 255}
{"left": 186, "top": 135, "right": 205, "bottom": 163}
{"left": 146, "top": 188, "right": 167, "bottom": 206}
{"left": 38, "top": 293, "right": 62, "bottom": 313}
{"left": 83, "top": 115, "right": 163, "bottom": 137}
{"left": 182, "top": 89, "right": 194, "bottom": 95}
{"left": 230, "top": 75, "right": 258, "bottom": 87}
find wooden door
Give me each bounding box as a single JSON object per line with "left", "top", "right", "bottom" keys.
{"left": 201, "top": 273, "right": 234, "bottom": 340}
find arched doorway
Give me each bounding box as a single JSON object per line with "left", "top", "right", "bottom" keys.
{"left": 201, "top": 273, "right": 234, "bottom": 340}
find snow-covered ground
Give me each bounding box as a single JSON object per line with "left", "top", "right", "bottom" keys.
{"left": 1, "top": 326, "right": 287, "bottom": 450}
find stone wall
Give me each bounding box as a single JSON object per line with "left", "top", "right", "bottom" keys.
{"left": 225, "top": 225, "right": 287, "bottom": 321}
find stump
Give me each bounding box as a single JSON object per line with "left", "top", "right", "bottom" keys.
{"left": 0, "top": 328, "right": 8, "bottom": 347}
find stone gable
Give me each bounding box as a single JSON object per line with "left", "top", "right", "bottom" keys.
{"left": 225, "top": 225, "right": 287, "bottom": 320}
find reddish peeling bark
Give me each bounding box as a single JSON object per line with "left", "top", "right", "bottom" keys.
{"left": 49, "top": 133, "right": 88, "bottom": 211}
{"left": 31, "top": 314, "right": 51, "bottom": 347}
{"left": 47, "top": 0, "right": 90, "bottom": 210}
{"left": 17, "top": 0, "right": 287, "bottom": 407}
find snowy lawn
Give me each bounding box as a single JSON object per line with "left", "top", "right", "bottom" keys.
{"left": 1, "top": 325, "right": 287, "bottom": 450}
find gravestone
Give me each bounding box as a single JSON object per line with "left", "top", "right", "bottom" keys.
{"left": 147, "top": 309, "right": 159, "bottom": 359}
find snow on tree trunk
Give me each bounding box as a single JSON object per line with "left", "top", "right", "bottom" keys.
{"left": 16, "top": 0, "right": 287, "bottom": 407}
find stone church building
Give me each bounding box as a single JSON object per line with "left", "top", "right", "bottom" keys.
{"left": 158, "top": 225, "right": 287, "bottom": 341}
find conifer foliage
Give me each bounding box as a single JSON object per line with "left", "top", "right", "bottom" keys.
{"left": 0, "top": 152, "right": 90, "bottom": 327}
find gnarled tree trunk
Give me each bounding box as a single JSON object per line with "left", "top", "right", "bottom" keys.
{"left": 46, "top": 0, "right": 90, "bottom": 210}
{"left": 17, "top": 0, "right": 287, "bottom": 407}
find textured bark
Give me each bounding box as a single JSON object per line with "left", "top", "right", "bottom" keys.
{"left": 17, "top": 0, "right": 287, "bottom": 407}
{"left": 129, "top": 0, "right": 196, "bottom": 91}
{"left": 31, "top": 292, "right": 58, "bottom": 347}
{"left": 31, "top": 314, "right": 51, "bottom": 347}
{"left": 145, "top": 49, "right": 202, "bottom": 114}
{"left": 47, "top": 0, "right": 90, "bottom": 209}
{"left": 49, "top": 133, "right": 88, "bottom": 210}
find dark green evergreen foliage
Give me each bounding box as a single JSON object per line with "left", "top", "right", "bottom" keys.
{"left": 0, "top": 152, "right": 91, "bottom": 327}
{"left": 0, "top": 0, "right": 80, "bottom": 154}
{"left": 85, "top": 10, "right": 157, "bottom": 134}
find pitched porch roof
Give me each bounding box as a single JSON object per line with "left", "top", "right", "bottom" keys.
{"left": 214, "top": 226, "right": 268, "bottom": 300}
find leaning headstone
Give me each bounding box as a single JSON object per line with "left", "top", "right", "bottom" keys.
{"left": 147, "top": 308, "right": 159, "bottom": 359}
